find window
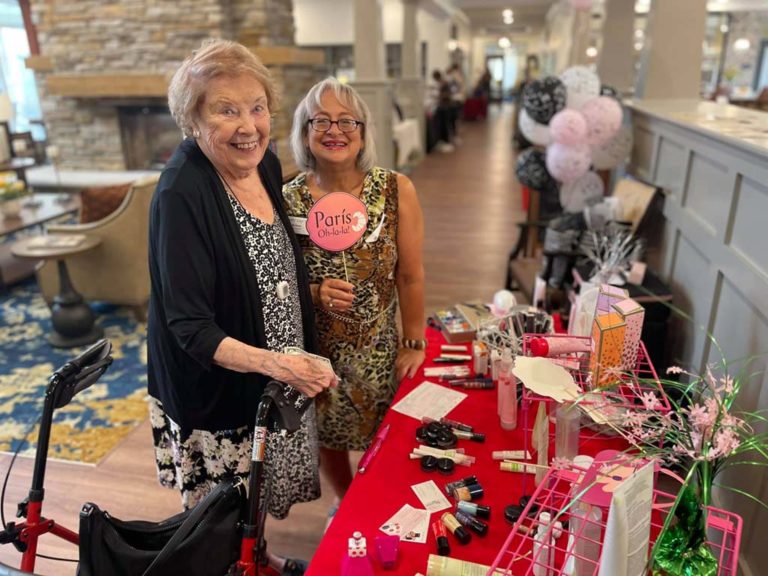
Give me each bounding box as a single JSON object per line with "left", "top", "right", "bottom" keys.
{"left": 0, "top": 1, "right": 43, "bottom": 139}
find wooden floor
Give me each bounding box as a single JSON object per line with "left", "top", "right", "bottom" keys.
{"left": 0, "top": 103, "right": 524, "bottom": 575}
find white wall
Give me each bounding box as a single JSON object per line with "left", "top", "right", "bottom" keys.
{"left": 294, "top": 0, "right": 454, "bottom": 79}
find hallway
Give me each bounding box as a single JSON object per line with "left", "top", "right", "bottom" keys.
{"left": 0, "top": 103, "right": 524, "bottom": 575}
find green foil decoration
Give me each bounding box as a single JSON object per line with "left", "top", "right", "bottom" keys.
{"left": 652, "top": 484, "right": 718, "bottom": 576}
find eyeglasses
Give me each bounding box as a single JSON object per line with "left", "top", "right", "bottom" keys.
{"left": 308, "top": 118, "right": 364, "bottom": 133}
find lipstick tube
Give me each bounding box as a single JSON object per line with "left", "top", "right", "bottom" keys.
{"left": 431, "top": 520, "right": 450, "bottom": 556}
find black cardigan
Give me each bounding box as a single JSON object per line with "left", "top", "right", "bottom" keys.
{"left": 147, "top": 139, "right": 317, "bottom": 432}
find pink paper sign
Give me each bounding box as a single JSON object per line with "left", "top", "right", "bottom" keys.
{"left": 307, "top": 192, "right": 368, "bottom": 252}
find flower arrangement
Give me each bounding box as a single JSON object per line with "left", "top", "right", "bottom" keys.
{"left": 598, "top": 351, "right": 768, "bottom": 575}
{"left": 0, "top": 171, "right": 28, "bottom": 202}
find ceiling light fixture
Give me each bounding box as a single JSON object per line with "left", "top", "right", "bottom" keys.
{"left": 586, "top": 46, "right": 598, "bottom": 58}
{"left": 498, "top": 37, "right": 511, "bottom": 49}
{"left": 733, "top": 38, "right": 750, "bottom": 51}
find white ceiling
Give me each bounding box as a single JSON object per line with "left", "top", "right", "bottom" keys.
{"left": 455, "top": 0, "right": 555, "bottom": 33}
{"left": 454, "top": 0, "right": 768, "bottom": 33}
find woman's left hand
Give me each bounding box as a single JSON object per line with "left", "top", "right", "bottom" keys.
{"left": 395, "top": 348, "right": 426, "bottom": 381}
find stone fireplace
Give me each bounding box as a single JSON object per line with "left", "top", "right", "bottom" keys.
{"left": 26, "top": 0, "right": 326, "bottom": 173}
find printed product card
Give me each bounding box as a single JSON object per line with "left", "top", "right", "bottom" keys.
{"left": 598, "top": 461, "right": 654, "bottom": 576}
{"left": 391, "top": 381, "right": 467, "bottom": 421}
{"left": 411, "top": 480, "right": 451, "bottom": 513}
{"left": 379, "top": 504, "right": 430, "bottom": 544}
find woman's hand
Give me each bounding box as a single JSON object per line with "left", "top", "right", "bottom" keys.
{"left": 395, "top": 348, "right": 426, "bottom": 381}
{"left": 317, "top": 277, "right": 355, "bottom": 313}
{"left": 212, "top": 337, "right": 337, "bottom": 397}
{"left": 278, "top": 353, "right": 338, "bottom": 397}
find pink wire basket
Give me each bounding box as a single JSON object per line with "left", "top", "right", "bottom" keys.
{"left": 520, "top": 334, "right": 671, "bottom": 414}
{"left": 488, "top": 463, "right": 743, "bottom": 576}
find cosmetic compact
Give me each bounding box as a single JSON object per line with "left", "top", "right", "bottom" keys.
{"left": 436, "top": 457, "right": 455, "bottom": 475}
{"left": 420, "top": 455, "right": 439, "bottom": 472}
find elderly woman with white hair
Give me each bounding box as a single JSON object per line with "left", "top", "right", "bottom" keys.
{"left": 283, "top": 78, "right": 426, "bottom": 514}
{"left": 147, "top": 40, "right": 337, "bottom": 576}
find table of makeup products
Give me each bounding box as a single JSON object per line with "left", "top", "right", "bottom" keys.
{"left": 306, "top": 327, "right": 624, "bottom": 575}
{"left": 305, "top": 325, "right": 743, "bottom": 576}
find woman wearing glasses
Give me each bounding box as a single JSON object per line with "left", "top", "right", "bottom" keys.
{"left": 148, "top": 40, "right": 336, "bottom": 575}
{"left": 283, "top": 78, "right": 426, "bottom": 513}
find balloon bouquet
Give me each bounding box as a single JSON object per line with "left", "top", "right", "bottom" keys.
{"left": 513, "top": 63, "right": 635, "bottom": 300}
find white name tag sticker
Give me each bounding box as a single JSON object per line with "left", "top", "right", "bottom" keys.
{"left": 289, "top": 216, "right": 308, "bottom": 235}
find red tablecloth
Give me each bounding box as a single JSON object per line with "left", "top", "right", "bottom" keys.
{"left": 306, "top": 327, "right": 621, "bottom": 575}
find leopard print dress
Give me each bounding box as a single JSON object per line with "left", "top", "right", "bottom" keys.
{"left": 283, "top": 167, "right": 399, "bottom": 451}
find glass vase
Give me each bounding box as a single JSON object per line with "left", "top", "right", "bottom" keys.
{"left": 652, "top": 473, "right": 718, "bottom": 576}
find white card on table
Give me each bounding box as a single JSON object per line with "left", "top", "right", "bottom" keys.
{"left": 379, "top": 504, "right": 429, "bottom": 544}
{"left": 411, "top": 480, "right": 451, "bottom": 513}
{"left": 391, "top": 381, "right": 466, "bottom": 421}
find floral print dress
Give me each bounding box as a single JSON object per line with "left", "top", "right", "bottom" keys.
{"left": 150, "top": 193, "right": 320, "bottom": 519}
{"left": 282, "top": 167, "right": 400, "bottom": 451}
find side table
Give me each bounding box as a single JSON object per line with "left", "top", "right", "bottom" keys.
{"left": 11, "top": 235, "right": 103, "bottom": 348}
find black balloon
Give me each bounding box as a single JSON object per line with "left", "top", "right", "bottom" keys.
{"left": 516, "top": 148, "right": 558, "bottom": 193}
{"left": 600, "top": 84, "right": 620, "bottom": 100}
{"left": 522, "top": 76, "right": 567, "bottom": 125}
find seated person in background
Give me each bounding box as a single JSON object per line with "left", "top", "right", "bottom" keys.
{"left": 283, "top": 77, "right": 426, "bottom": 522}
{"left": 147, "top": 39, "right": 337, "bottom": 576}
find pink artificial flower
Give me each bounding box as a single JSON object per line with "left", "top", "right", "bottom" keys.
{"left": 721, "top": 376, "right": 734, "bottom": 394}
{"left": 666, "top": 366, "right": 684, "bottom": 375}
{"left": 551, "top": 456, "right": 572, "bottom": 470}
{"left": 687, "top": 403, "right": 714, "bottom": 432}
{"left": 641, "top": 392, "right": 662, "bottom": 411}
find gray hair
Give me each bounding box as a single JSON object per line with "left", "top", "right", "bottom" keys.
{"left": 289, "top": 77, "right": 376, "bottom": 173}
{"left": 168, "top": 39, "right": 278, "bottom": 139}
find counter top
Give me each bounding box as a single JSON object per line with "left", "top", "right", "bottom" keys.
{"left": 627, "top": 99, "right": 768, "bottom": 159}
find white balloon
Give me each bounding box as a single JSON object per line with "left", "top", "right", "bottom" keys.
{"left": 560, "top": 170, "right": 604, "bottom": 213}
{"left": 492, "top": 290, "right": 517, "bottom": 316}
{"left": 591, "top": 125, "right": 634, "bottom": 170}
{"left": 519, "top": 109, "right": 552, "bottom": 146}
{"left": 546, "top": 142, "right": 592, "bottom": 183}
{"left": 560, "top": 66, "right": 601, "bottom": 110}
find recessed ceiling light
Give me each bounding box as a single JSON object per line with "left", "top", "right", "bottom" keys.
{"left": 733, "top": 38, "right": 750, "bottom": 51}
{"left": 635, "top": 29, "right": 644, "bottom": 38}
{"left": 720, "top": 24, "right": 729, "bottom": 33}
{"left": 586, "top": 46, "right": 598, "bottom": 58}
{"left": 634, "top": 42, "right": 644, "bottom": 51}
{"left": 498, "top": 37, "right": 511, "bottom": 49}
{"left": 502, "top": 9, "right": 513, "bottom": 18}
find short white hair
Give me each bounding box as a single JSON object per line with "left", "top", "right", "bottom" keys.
{"left": 289, "top": 77, "right": 376, "bottom": 173}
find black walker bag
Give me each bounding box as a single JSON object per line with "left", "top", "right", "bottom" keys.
{"left": 77, "top": 478, "right": 245, "bottom": 576}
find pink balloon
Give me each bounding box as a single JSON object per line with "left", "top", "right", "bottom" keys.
{"left": 550, "top": 109, "right": 588, "bottom": 146}
{"left": 580, "top": 96, "right": 623, "bottom": 147}
{"left": 546, "top": 143, "right": 592, "bottom": 184}
{"left": 569, "top": 0, "right": 593, "bottom": 10}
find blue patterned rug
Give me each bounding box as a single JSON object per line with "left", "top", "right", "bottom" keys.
{"left": 0, "top": 280, "right": 148, "bottom": 464}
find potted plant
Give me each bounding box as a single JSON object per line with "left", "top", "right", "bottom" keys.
{"left": 0, "top": 171, "right": 29, "bottom": 219}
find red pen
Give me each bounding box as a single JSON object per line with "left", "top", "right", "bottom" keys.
{"left": 357, "top": 424, "right": 390, "bottom": 474}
